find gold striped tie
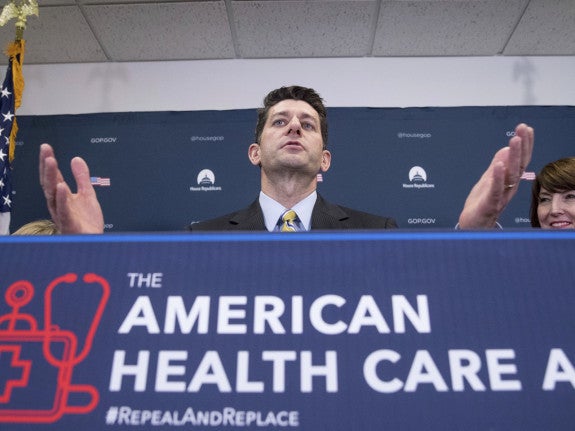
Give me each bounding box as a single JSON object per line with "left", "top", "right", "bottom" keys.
{"left": 280, "top": 210, "right": 301, "bottom": 232}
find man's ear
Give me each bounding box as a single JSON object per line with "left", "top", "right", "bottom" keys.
{"left": 248, "top": 143, "right": 261, "bottom": 166}
{"left": 320, "top": 150, "right": 332, "bottom": 172}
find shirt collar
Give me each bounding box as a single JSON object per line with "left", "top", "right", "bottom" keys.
{"left": 259, "top": 190, "right": 317, "bottom": 231}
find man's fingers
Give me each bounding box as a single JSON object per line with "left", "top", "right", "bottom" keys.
{"left": 489, "top": 147, "right": 510, "bottom": 173}
{"left": 41, "top": 157, "right": 60, "bottom": 200}
{"left": 516, "top": 123, "right": 534, "bottom": 172}
{"left": 39, "top": 144, "right": 65, "bottom": 199}
{"left": 70, "top": 157, "right": 96, "bottom": 196}
{"left": 504, "top": 124, "right": 534, "bottom": 189}
{"left": 39, "top": 144, "right": 50, "bottom": 185}
{"left": 491, "top": 148, "right": 519, "bottom": 207}
{"left": 491, "top": 159, "right": 510, "bottom": 201}
{"left": 39, "top": 144, "right": 56, "bottom": 188}
{"left": 54, "top": 181, "right": 73, "bottom": 232}
{"left": 506, "top": 136, "right": 522, "bottom": 187}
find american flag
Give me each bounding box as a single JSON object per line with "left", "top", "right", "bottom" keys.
{"left": 0, "top": 58, "right": 17, "bottom": 234}
{"left": 91, "top": 176, "right": 111, "bottom": 187}
{"left": 521, "top": 171, "right": 536, "bottom": 181}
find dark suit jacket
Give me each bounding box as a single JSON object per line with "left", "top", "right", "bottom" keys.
{"left": 188, "top": 194, "right": 397, "bottom": 231}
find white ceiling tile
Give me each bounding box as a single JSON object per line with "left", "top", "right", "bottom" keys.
{"left": 232, "top": 1, "right": 377, "bottom": 58}
{"left": 0, "top": 6, "right": 107, "bottom": 64}
{"left": 83, "top": 2, "right": 235, "bottom": 61}
{"left": 504, "top": 0, "right": 575, "bottom": 55}
{"left": 373, "top": 0, "right": 529, "bottom": 56}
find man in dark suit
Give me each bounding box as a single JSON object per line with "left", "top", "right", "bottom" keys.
{"left": 189, "top": 194, "right": 397, "bottom": 231}
{"left": 189, "top": 86, "right": 396, "bottom": 231}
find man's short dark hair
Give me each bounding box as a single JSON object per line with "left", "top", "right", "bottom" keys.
{"left": 254, "top": 86, "right": 328, "bottom": 149}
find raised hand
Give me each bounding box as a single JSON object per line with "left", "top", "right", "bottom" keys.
{"left": 458, "top": 123, "right": 534, "bottom": 228}
{"left": 39, "top": 143, "right": 104, "bottom": 234}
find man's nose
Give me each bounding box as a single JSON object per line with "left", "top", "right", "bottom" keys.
{"left": 286, "top": 117, "right": 302, "bottom": 135}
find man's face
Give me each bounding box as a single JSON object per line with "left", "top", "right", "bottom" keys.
{"left": 249, "top": 99, "right": 331, "bottom": 175}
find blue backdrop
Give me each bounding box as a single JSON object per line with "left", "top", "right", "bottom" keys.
{"left": 9, "top": 106, "right": 575, "bottom": 231}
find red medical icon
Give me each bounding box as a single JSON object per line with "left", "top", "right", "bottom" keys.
{"left": 0, "top": 273, "right": 109, "bottom": 423}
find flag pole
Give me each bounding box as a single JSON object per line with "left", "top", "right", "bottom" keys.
{"left": 1, "top": 0, "right": 39, "bottom": 158}
{"left": 0, "top": 0, "right": 38, "bottom": 234}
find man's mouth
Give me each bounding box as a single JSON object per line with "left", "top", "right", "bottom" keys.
{"left": 282, "top": 141, "right": 303, "bottom": 149}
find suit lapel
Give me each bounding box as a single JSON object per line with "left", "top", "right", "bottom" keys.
{"left": 311, "top": 194, "right": 349, "bottom": 229}
{"left": 229, "top": 199, "right": 267, "bottom": 230}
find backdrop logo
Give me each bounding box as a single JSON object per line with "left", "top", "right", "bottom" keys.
{"left": 90, "top": 137, "right": 118, "bottom": 144}
{"left": 403, "top": 166, "right": 435, "bottom": 189}
{"left": 197, "top": 169, "right": 215, "bottom": 186}
{"left": 409, "top": 166, "right": 427, "bottom": 182}
{"left": 408, "top": 218, "right": 436, "bottom": 225}
{"left": 190, "top": 169, "right": 222, "bottom": 192}
{"left": 397, "top": 132, "right": 432, "bottom": 139}
{"left": 0, "top": 274, "right": 110, "bottom": 423}
{"left": 190, "top": 136, "right": 224, "bottom": 142}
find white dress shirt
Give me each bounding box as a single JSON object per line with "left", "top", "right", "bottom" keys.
{"left": 259, "top": 190, "right": 317, "bottom": 232}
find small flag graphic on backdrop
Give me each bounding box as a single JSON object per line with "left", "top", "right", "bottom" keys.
{"left": 521, "top": 171, "right": 536, "bottom": 181}
{"left": 91, "top": 177, "right": 111, "bottom": 187}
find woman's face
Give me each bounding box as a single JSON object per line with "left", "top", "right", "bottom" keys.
{"left": 537, "top": 187, "right": 575, "bottom": 229}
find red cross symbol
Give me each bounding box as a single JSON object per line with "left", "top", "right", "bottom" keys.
{"left": 0, "top": 345, "right": 31, "bottom": 403}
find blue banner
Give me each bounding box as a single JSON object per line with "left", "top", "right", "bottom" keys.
{"left": 1, "top": 231, "right": 574, "bottom": 430}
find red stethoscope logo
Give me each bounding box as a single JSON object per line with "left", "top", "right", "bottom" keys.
{"left": 0, "top": 273, "right": 110, "bottom": 423}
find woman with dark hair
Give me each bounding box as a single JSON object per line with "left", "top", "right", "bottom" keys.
{"left": 529, "top": 157, "right": 575, "bottom": 229}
